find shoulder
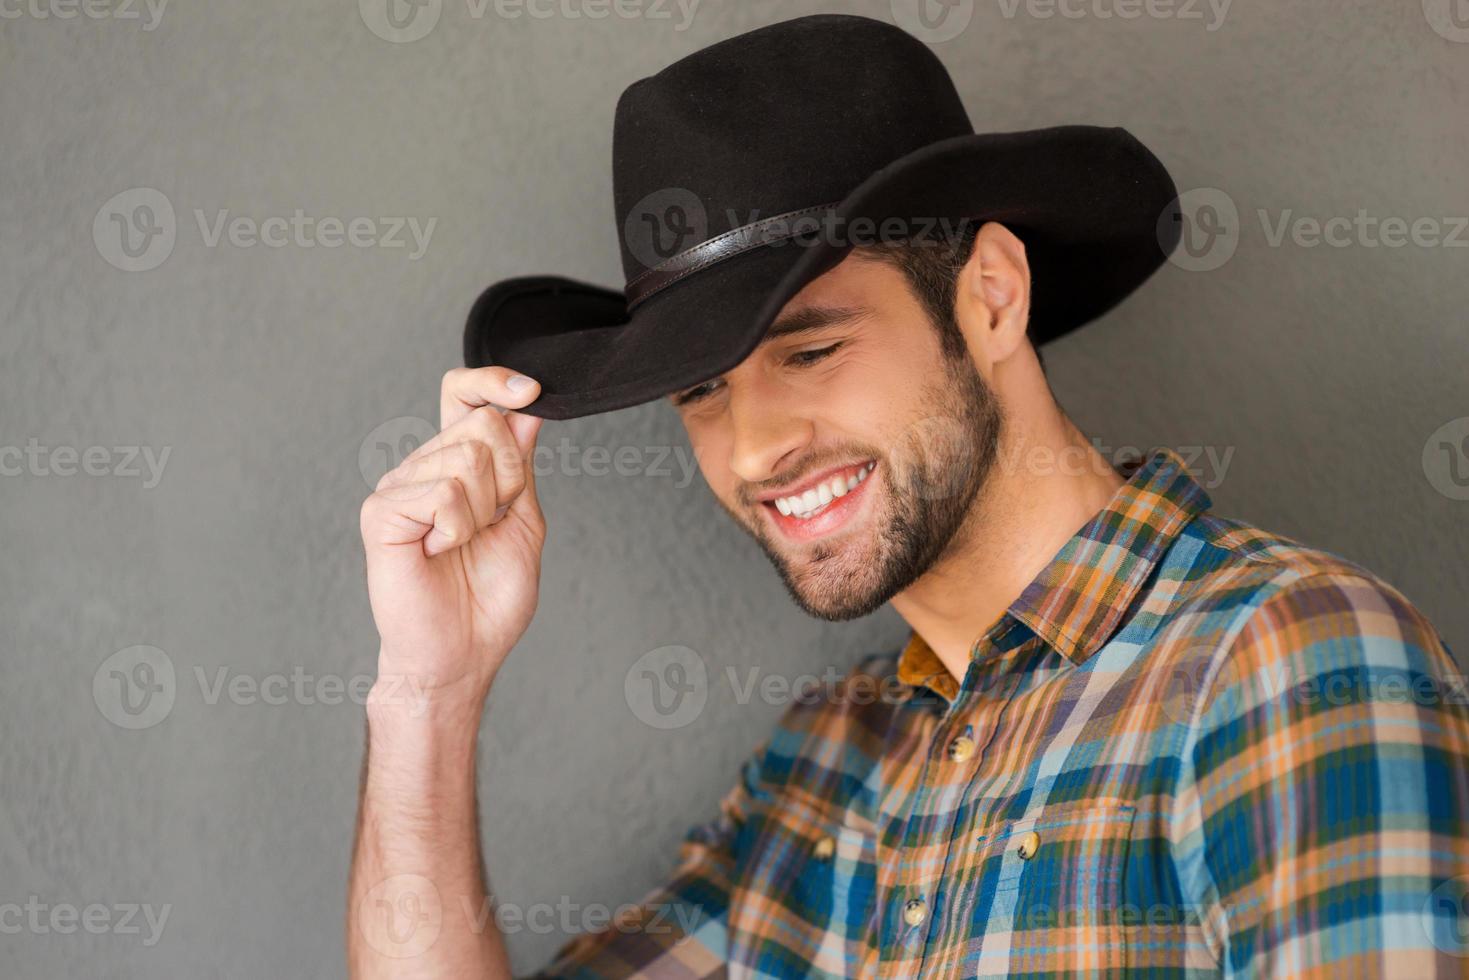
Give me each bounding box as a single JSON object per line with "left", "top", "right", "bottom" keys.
{"left": 1121, "top": 512, "right": 1461, "bottom": 750}
{"left": 1159, "top": 512, "right": 1452, "bottom": 663}
{"left": 1155, "top": 514, "right": 1461, "bottom": 735}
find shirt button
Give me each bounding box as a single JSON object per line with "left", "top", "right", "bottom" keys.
{"left": 946, "top": 736, "right": 976, "bottom": 762}
{"left": 1017, "top": 830, "right": 1041, "bottom": 860}
{"left": 902, "top": 898, "right": 928, "bottom": 926}
{"left": 812, "top": 835, "right": 835, "bottom": 860}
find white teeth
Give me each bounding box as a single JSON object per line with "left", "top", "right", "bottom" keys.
{"left": 774, "top": 461, "right": 876, "bottom": 519}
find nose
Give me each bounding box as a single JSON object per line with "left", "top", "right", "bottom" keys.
{"left": 726, "top": 383, "right": 812, "bottom": 487}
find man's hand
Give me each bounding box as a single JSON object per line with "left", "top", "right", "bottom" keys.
{"left": 349, "top": 366, "right": 542, "bottom": 980}
{"left": 360, "top": 367, "right": 545, "bottom": 705}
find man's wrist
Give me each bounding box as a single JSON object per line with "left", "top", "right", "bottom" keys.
{"left": 367, "top": 677, "right": 485, "bottom": 747}
{"left": 373, "top": 645, "right": 500, "bottom": 712}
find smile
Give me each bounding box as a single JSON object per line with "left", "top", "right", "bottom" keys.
{"left": 772, "top": 461, "right": 875, "bottom": 517}
{"left": 760, "top": 460, "right": 878, "bottom": 541}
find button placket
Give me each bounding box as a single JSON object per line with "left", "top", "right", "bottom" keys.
{"left": 890, "top": 623, "right": 1029, "bottom": 976}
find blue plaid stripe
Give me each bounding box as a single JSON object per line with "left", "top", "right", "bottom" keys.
{"left": 532, "top": 449, "right": 1469, "bottom": 978}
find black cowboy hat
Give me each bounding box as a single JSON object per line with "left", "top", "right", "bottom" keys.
{"left": 464, "top": 14, "right": 1181, "bottom": 420}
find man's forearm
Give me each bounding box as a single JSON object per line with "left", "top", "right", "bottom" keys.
{"left": 347, "top": 683, "right": 511, "bottom": 979}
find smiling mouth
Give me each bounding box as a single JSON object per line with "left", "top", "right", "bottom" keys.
{"left": 769, "top": 460, "right": 876, "bottom": 519}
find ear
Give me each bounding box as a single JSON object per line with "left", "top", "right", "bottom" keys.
{"left": 954, "top": 221, "right": 1032, "bottom": 366}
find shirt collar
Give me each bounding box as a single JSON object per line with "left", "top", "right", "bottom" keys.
{"left": 896, "top": 447, "right": 1212, "bottom": 700}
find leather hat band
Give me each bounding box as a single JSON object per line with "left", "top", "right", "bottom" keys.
{"left": 624, "top": 202, "right": 841, "bottom": 311}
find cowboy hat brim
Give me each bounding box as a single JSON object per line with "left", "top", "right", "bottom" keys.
{"left": 465, "top": 125, "right": 1180, "bottom": 420}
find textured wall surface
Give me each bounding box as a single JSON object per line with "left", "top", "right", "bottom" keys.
{"left": 1, "top": 1, "right": 1466, "bottom": 975}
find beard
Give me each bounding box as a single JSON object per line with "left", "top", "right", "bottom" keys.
{"left": 723, "top": 352, "right": 1003, "bottom": 621}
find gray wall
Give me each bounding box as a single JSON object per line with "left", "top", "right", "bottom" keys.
{"left": 2, "top": 1, "right": 1465, "bottom": 976}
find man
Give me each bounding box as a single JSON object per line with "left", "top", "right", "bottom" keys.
{"left": 347, "top": 14, "right": 1469, "bottom": 979}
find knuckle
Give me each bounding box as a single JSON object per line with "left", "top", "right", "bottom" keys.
{"left": 459, "top": 439, "right": 494, "bottom": 475}
{"left": 359, "top": 492, "right": 383, "bottom": 530}
{"left": 375, "top": 466, "right": 402, "bottom": 492}
{"left": 469, "top": 402, "right": 505, "bottom": 435}
{"left": 496, "top": 453, "right": 526, "bottom": 499}
{"left": 431, "top": 477, "right": 463, "bottom": 507}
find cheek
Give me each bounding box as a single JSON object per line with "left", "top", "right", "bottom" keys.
{"left": 819, "top": 356, "right": 912, "bottom": 445}
{"left": 833, "top": 338, "right": 914, "bottom": 394}
{"left": 686, "top": 429, "right": 737, "bottom": 503}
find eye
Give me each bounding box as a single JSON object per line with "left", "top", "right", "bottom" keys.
{"left": 788, "top": 342, "right": 844, "bottom": 367}
{"left": 673, "top": 378, "right": 723, "bottom": 406}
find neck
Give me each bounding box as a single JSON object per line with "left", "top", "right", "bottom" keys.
{"left": 889, "top": 398, "right": 1125, "bottom": 685}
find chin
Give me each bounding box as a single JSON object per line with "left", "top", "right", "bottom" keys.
{"left": 772, "top": 538, "right": 896, "bottom": 622}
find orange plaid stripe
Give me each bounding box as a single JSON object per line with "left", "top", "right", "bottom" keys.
{"left": 532, "top": 448, "right": 1469, "bottom": 978}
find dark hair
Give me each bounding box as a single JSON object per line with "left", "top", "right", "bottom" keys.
{"left": 857, "top": 220, "right": 1046, "bottom": 373}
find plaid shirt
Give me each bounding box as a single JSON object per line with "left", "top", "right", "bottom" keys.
{"left": 531, "top": 448, "right": 1469, "bottom": 979}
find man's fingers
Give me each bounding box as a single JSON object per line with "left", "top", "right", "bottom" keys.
{"left": 361, "top": 371, "right": 547, "bottom": 560}
{"left": 399, "top": 405, "right": 526, "bottom": 496}
{"left": 439, "top": 366, "right": 540, "bottom": 430}
{"left": 377, "top": 442, "right": 503, "bottom": 532}
{"left": 360, "top": 477, "right": 475, "bottom": 558}
{"left": 374, "top": 403, "right": 545, "bottom": 537}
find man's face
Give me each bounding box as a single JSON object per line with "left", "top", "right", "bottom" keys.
{"left": 670, "top": 251, "right": 1004, "bottom": 621}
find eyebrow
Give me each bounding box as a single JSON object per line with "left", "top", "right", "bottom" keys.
{"left": 667, "top": 305, "right": 868, "bottom": 403}
{"left": 757, "top": 305, "right": 868, "bottom": 345}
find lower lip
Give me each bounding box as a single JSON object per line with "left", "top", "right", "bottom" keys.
{"left": 763, "top": 466, "right": 876, "bottom": 542}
